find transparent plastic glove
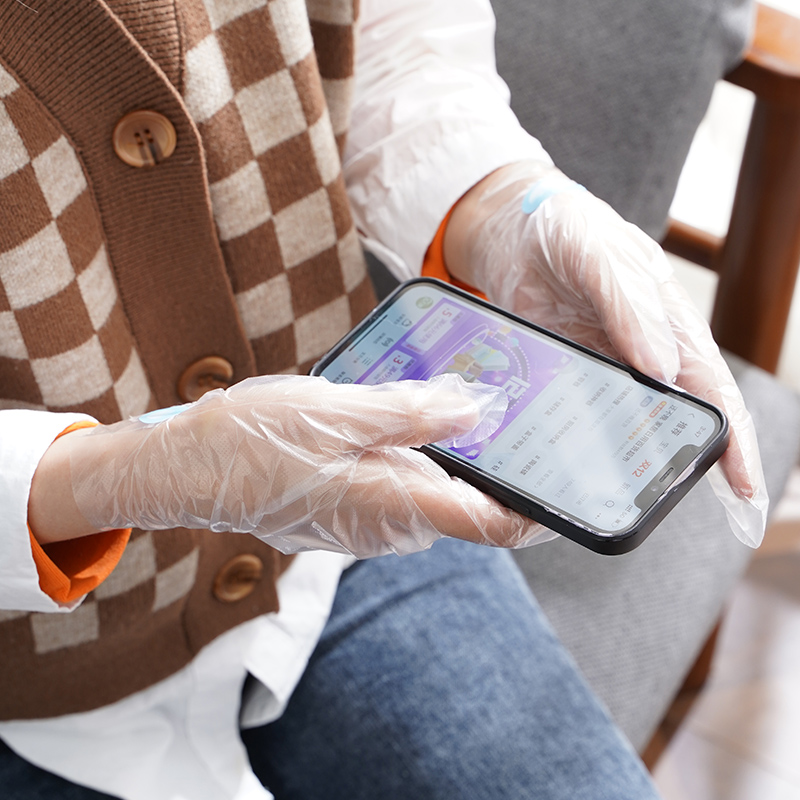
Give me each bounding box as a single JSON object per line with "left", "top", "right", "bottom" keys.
{"left": 445, "top": 162, "right": 768, "bottom": 547}
{"left": 69, "top": 374, "right": 552, "bottom": 558}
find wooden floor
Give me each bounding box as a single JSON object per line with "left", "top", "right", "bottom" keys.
{"left": 652, "top": 470, "right": 800, "bottom": 799}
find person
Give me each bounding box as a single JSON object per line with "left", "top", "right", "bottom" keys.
{"left": 0, "top": 0, "right": 766, "bottom": 797}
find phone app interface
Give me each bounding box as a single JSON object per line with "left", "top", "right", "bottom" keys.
{"left": 320, "top": 284, "right": 721, "bottom": 534}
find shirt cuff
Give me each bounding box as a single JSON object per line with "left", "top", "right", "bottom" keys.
{"left": 420, "top": 205, "right": 486, "bottom": 300}
{"left": 27, "top": 422, "right": 131, "bottom": 605}
{"left": 0, "top": 410, "right": 126, "bottom": 612}
{"left": 30, "top": 529, "right": 131, "bottom": 605}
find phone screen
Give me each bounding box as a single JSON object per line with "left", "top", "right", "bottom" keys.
{"left": 315, "top": 281, "right": 723, "bottom": 536}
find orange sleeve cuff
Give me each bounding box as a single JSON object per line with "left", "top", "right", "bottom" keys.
{"left": 28, "top": 421, "right": 131, "bottom": 604}
{"left": 421, "top": 206, "right": 487, "bottom": 300}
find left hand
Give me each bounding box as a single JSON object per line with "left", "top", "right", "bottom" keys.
{"left": 443, "top": 161, "right": 768, "bottom": 547}
{"left": 59, "top": 374, "right": 550, "bottom": 558}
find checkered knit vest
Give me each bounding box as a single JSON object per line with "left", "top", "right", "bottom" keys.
{"left": 0, "top": 0, "right": 376, "bottom": 719}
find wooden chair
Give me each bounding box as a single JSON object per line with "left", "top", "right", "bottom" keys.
{"left": 644, "top": 3, "right": 800, "bottom": 768}
{"left": 662, "top": 2, "right": 800, "bottom": 374}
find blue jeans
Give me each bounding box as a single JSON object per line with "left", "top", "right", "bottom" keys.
{"left": 0, "top": 539, "right": 660, "bottom": 799}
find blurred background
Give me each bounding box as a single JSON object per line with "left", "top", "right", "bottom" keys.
{"left": 653, "top": 0, "right": 800, "bottom": 796}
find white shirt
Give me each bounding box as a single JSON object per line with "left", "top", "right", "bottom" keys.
{"left": 0, "top": 0, "right": 551, "bottom": 796}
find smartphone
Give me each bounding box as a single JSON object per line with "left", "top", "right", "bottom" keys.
{"left": 311, "top": 278, "right": 729, "bottom": 554}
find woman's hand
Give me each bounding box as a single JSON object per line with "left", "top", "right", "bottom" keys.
{"left": 35, "top": 375, "right": 551, "bottom": 558}
{"left": 444, "top": 161, "right": 768, "bottom": 547}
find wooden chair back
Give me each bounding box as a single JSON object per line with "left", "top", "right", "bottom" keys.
{"left": 662, "top": 3, "right": 800, "bottom": 373}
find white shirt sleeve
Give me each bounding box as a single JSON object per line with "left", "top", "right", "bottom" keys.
{"left": 344, "top": 0, "right": 553, "bottom": 279}
{"left": 0, "top": 409, "right": 97, "bottom": 612}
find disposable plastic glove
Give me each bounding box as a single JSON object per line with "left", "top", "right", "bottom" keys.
{"left": 444, "top": 161, "right": 768, "bottom": 547}
{"left": 69, "top": 374, "right": 552, "bottom": 558}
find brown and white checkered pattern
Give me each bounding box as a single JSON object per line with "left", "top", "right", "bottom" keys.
{"left": 26, "top": 532, "right": 199, "bottom": 655}
{"left": 0, "top": 531, "right": 199, "bottom": 657}
{"left": 180, "top": 0, "right": 371, "bottom": 375}
{"left": 0, "top": 62, "right": 195, "bottom": 659}
{"left": 0, "top": 61, "right": 154, "bottom": 422}
{"left": 0, "top": 0, "right": 372, "bottom": 688}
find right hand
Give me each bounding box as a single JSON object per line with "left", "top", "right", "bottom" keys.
{"left": 444, "top": 162, "right": 768, "bottom": 547}
{"left": 64, "top": 375, "right": 548, "bottom": 558}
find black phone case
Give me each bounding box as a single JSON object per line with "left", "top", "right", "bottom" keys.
{"left": 311, "top": 278, "right": 730, "bottom": 555}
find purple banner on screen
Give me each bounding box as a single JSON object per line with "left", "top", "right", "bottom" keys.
{"left": 358, "top": 298, "right": 571, "bottom": 458}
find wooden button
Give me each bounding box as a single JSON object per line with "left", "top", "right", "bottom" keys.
{"left": 113, "top": 110, "right": 177, "bottom": 168}
{"left": 213, "top": 554, "right": 264, "bottom": 603}
{"left": 177, "top": 356, "right": 234, "bottom": 402}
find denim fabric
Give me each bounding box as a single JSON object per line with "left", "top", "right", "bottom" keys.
{"left": 0, "top": 739, "right": 116, "bottom": 799}
{"left": 0, "top": 540, "right": 660, "bottom": 799}
{"left": 244, "top": 539, "right": 660, "bottom": 800}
